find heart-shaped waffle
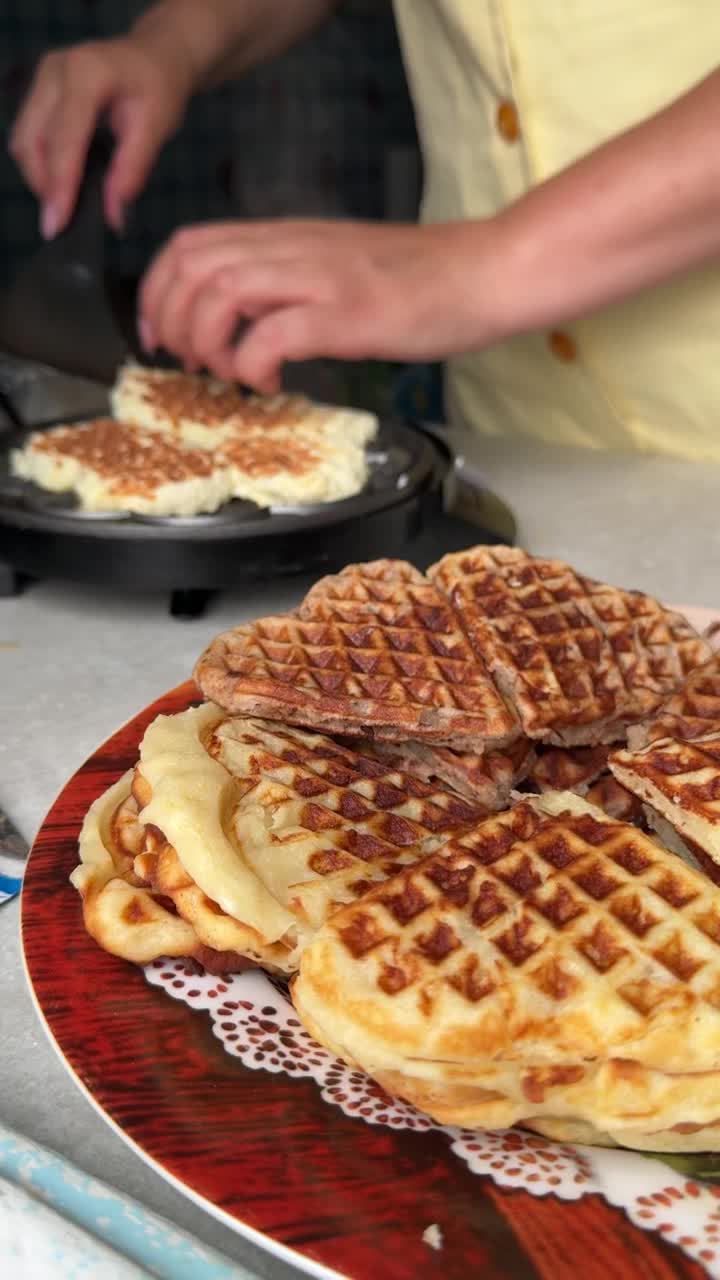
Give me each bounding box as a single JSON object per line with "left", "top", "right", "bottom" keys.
{"left": 194, "top": 560, "right": 519, "bottom": 748}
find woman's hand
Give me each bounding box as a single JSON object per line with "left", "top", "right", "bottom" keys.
{"left": 9, "top": 0, "right": 340, "bottom": 240}
{"left": 10, "top": 34, "right": 196, "bottom": 238}
{"left": 138, "top": 218, "right": 500, "bottom": 392}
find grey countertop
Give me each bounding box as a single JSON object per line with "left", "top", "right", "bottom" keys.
{"left": 2, "top": 429, "right": 719, "bottom": 1277}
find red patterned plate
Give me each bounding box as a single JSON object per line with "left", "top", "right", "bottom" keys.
{"left": 20, "top": 659, "right": 720, "bottom": 1280}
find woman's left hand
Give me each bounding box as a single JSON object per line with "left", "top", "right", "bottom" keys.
{"left": 138, "top": 217, "right": 498, "bottom": 392}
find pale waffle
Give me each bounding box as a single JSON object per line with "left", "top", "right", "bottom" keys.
{"left": 428, "top": 546, "right": 710, "bottom": 745}
{"left": 69, "top": 770, "right": 243, "bottom": 971}
{"left": 71, "top": 704, "right": 486, "bottom": 976}
{"left": 628, "top": 654, "right": 720, "bottom": 750}
{"left": 294, "top": 791, "right": 720, "bottom": 1149}
{"left": 10, "top": 418, "right": 234, "bottom": 515}
{"left": 352, "top": 736, "right": 536, "bottom": 810}
{"left": 218, "top": 430, "right": 368, "bottom": 508}
{"left": 112, "top": 362, "right": 378, "bottom": 450}
{"left": 112, "top": 363, "right": 312, "bottom": 446}
{"left": 611, "top": 733, "right": 720, "bottom": 880}
{"left": 194, "top": 560, "right": 518, "bottom": 748}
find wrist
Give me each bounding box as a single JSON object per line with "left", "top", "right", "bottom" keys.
{"left": 467, "top": 202, "right": 572, "bottom": 345}
{"left": 131, "top": 1, "right": 230, "bottom": 94}
{"left": 438, "top": 218, "right": 520, "bottom": 351}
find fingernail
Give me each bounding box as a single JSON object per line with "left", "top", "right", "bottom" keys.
{"left": 138, "top": 317, "right": 155, "bottom": 352}
{"left": 40, "top": 202, "right": 59, "bottom": 240}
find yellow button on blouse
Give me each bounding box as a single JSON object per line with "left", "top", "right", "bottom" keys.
{"left": 549, "top": 332, "right": 579, "bottom": 363}
{"left": 497, "top": 100, "right": 521, "bottom": 143}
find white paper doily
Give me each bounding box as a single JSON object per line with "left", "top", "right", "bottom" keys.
{"left": 145, "top": 957, "right": 720, "bottom": 1277}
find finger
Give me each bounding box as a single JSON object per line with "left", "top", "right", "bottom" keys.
{"left": 9, "top": 57, "right": 63, "bottom": 199}
{"left": 141, "top": 240, "right": 314, "bottom": 356}
{"left": 139, "top": 220, "right": 354, "bottom": 326}
{"left": 182, "top": 259, "right": 330, "bottom": 367}
{"left": 44, "top": 75, "right": 112, "bottom": 234}
{"left": 103, "top": 98, "right": 169, "bottom": 231}
{"left": 232, "top": 304, "right": 346, "bottom": 392}
{"left": 184, "top": 274, "right": 265, "bottom": 372}
{"left": 142, "top": 216, "right": 348, "bottom": 294}
{"left": 151, "top": 240, "right": 263, "bottom": 360}
{"left": 139, "top": 226, "right": 240, "bottom": 338}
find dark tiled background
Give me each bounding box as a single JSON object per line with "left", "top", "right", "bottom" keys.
{"left": 0, "top": 0, "right": 420, "bottom": 286}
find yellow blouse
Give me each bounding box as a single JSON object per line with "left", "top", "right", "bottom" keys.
{"left": 393, "top": 0, "right": 720, "bottom": 459}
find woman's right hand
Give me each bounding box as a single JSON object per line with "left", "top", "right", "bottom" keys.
{"left": 9, "top": 34, "right": 197, "bottom": 238}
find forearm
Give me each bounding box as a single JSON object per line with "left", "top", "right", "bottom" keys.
{"left": 132, "top": 0, "right": 338, "bottom": 92}
{"left": 488, "top": 67, "right": 720, "bottom": 339}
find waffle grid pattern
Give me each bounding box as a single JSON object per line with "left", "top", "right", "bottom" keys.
{"left": 530, "top": 746, "right": 610, "bottom": 794}
{"left": 355, "top": 736, "right": 536, "bottom": 809}
{"left": 210, "top": 719, "right": 486, "bottom": 888}
{"left": 198, "top": 561, "right": 518, "bottom": 745}
{"left": 631, "top": 656, "right": 720, "bottom": 748}
{"left": 100, "top": 718, "right": 488, "bottom": 974}
{"left": 428, "top": 547, "right": 710, "bottom": 742}
{"left": 612, "top": 734, "right": 720, "bottom": 824}
{"left": 333, "top": 802, "right": 720, "bottom": 1023}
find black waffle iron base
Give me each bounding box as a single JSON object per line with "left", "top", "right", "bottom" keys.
{"left": 0, "top": 415, "right": 515, "bottom": 616}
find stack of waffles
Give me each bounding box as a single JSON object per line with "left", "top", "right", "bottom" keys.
{"left": 72, "top": 545, "right": 720, "bottom": 1150}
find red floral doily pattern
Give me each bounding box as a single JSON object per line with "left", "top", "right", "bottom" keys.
{"left": 449, "top": 1128, "right": 595, "bottom": 1199}
{"left": 144, "top": 958, "right": 720, "bottom": 1278}
{"left": 588, "top": 1145, "right": 720, "bottom": 1274}
{"left": 145, "top": 959, "right": 438, "bottom": 1132}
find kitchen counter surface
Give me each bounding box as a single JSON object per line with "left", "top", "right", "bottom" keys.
{"left": 2, "top": 431, "right": 719, "bottom": 1277}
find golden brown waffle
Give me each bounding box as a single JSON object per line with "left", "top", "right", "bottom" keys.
{"left": 523, "top": 746, "right": 646, "bottom": 826}
{"left": 69, "top": 771, "right": 243, "bottom": 970}
{"left": 294, "top": 790, "right": 720, "bottom": 1147}
{"left": 529, "top": 746, "right": 610, "bottom": 794}
{"left": 611, "top": 732, "right": 720, "bottom": 878}
{"left": 579, "top": 773, "right": 640, "bottom": 824}
{"left": 428, "top": 546, "right": 710, "bottom": 745}
{"left": 116, "top": 367, "right": 310, "bottom": 437}
{"left": 628, "top": 654, "right": 720, "bottom": 750}
{"left": 194, "top": 560, "right": 518, "bottom": 748}
{"left": 584, "top": 775, "right": 645, "bottom": 825}
{"left": 302, "top": 559, "right": 436, "bottom": 610}
{"left": 71, "top": 705, "right": 486, "bottom": 976}
{"left": 352, "top": 736, "right": 536, "bottom": 809}
{"left": 131, "top": 819, "right": 291, "bottom": 974}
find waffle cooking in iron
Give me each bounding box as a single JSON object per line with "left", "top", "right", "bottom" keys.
{"left": 11, "top": 364, "right": 379, "bottom": 514}
{"left": 10, "top": 418, "right": 234, "bottom": 516}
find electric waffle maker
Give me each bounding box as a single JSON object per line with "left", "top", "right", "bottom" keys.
{"left": 0, "top": 366, "right": 514, "bottom": 616}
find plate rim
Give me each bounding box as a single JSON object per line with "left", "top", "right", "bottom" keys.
{"left": 21, "top": 938, "right": 342, "bottom": 1280}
